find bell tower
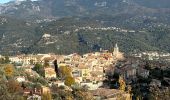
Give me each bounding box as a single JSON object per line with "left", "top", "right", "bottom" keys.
{"left": 113, "top": 43, "right": 119, "bottom": 56}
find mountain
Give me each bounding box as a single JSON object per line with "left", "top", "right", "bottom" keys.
{"left": 1, "top": 0, "right": 170, "bottom": 21}
{"left": 0, "top": 0, "right": 170, "bottom": 55}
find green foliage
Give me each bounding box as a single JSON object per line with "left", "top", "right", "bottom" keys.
{"left": 32, "top": 63, "right": 45, "bottom": 77}
{"left": 4, "top": 56, "right": 10, "bottom": 64}
{"left": 72, "top": 84, "right": 93, "bottom": 100}
{"left": 36, "top": 77, "right": 48, "bottom": 86}
{"left": 50, "top": 82, "right": 94, "bottom": 100}
{"left": 0, "top": 56, "right": 10, "bottom": 64}
{"left": 1, "top": 14, "right": 170, "bottom": 55}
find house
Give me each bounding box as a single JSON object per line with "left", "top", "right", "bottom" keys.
{"left": 90, "top": 71, "right": 104, "bottom": 82}
{"left": 78, "top": 64, "right": 91, "bottom": 78}
{"left": 23, "top": 88, "right": 32, "bottom": 96}
{"left": 23, "top": 88, "right": 41, "bottom": 97}
{"left": 21, "top": 55, "right": 38, "bottom": 65}
{"left": 9, "top": 56, "right": 22, "bottom": 64}
{"left": 24, "top": 86, "right": 50, "bottom": 100}
{"left": 9, "top": 54, "right": 40, "bottom": 65}
{"left": 74, "top": 77, "right": 83, "bottom": 83}
{"left": 53, "top": 81, "right": 65, "bottom": 87}
{"left": 15, "top": 76, "right": 26, "bottom": 82}
{"left": 72, "top": 69, "right": 82, "bottom": 77}
{"left": 71, "top": 68, "right": 83, "bottom": 83}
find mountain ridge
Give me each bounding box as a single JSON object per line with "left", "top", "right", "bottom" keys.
{"left": 1, "top": 0, "right": 170, "bottom": 21}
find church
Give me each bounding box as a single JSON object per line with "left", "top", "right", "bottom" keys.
{"left": 113, "top": 43, "right": 124, "bottom": 60}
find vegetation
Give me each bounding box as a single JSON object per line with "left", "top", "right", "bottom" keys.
{"left": 59, "top": 66, "right": 72, "bottom": 78}
{"left": 118, "top": 76, "right": 126, "bottom": 91}
{"left": 42, "top": 92, "right": 52, "bottom": 100}
{"left": 53, "top": 60, "right": 59, "bottom": 77}
{"left": 32, "top": 63, "right": 45, "bottom": 77}
{"left": 148, "top": 87, "right": 170, "bottom": 100}
{"left": 43, "top": 60, "right": 49, "bottom": 67}
{"left": 0, "top": 64, "right": 24, "bottom": 100}
{"left": 4, "top": 64, "right": 14, "bottom": 77}
{"left": 1, "top": 15, "right": 170, "bottom": 55}
{"left": 64, "top": 76, "right": 75, "bottom": 87}
{"left": 0, "top": 56, "right": 10, "bottom": 64}
{"left": 51, "top": 84, "right": 93, "bottom": 100}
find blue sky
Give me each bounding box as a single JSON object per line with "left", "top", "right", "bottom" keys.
{"left": 0, "top": 0, "right": 12, "bottom": 3}
{"left": 0, "top": 0, "right": 38, "bottom": 3}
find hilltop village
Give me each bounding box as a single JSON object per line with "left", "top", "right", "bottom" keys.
{"left": 0, "top": 44, "right": 170, "bottom": 100}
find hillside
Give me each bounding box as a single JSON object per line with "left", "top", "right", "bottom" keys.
{"left": 0, "top": 0, "right": 170, "bottom": 55}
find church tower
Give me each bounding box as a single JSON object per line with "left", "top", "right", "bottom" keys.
{"left": 112, "top": 43, "right": 124, "bottom": 60}
{"left": 113, "top": 43, "right": 119, "bottom": 56}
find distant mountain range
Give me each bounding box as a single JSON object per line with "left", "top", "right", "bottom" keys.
{"left": 0, "top": 0, "right": 170, "bottom": 20}
{"left": 0, "top": 0, "right": 170, "bottom": 55}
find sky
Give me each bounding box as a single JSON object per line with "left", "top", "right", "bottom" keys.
{"left": 0, "top": 0, "right": 12, "bottom": 3}
{"left": 0, "top": 0, "right": 38, "bottom": 4}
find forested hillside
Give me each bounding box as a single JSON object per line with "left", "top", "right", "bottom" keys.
{"left": 0, "top": 0, "right": 170, "bottom": 55}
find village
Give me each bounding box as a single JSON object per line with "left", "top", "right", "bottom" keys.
{"left": 0, "top": 44, "right": 169, "bottom": 100}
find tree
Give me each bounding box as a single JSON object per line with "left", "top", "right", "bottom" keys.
{"left": 64, "top": 76, "right": 75, "bottom": 87}
{"left": 7, "top": 79, "right": 22, "bottom": 93}
{"left": 4, "top": 56, "right": 10, "bottom": 64}
{"left": 145, "top": 61, "right": 151, "bottom": 70}
{"left": 72, "top": 84, "right": 93, "bottom": 100}
{"left": 43, "top": 60, "right": 49, "bottom": 67}
{"left": 75, "top": 91, "right": 93, "bottom": 100}
{"left": 59, "top": 66, "right": 72, "bottom": 78}
{"left": 0, "top": 79, "right": 23, "bottom": 100}
{"left": 53, "top": 60, "right": 59, "bottom": 77}
{"left": 36, "top": 77, "right": 48, "bottom": 86}
{"left": 0, "top": 56, "right": 10, "bottom": 64}
{"left": 32, "top": 63, "right": 44, "bottom": 77}
{"left": 42, "top": 91, "right": 52, "bottom": 100}
{"left": 148, "top": 87, "right": 170, "bottom": 100}
{"left": 4, "top": 64, "right": 14, "bottom": 77}
{"left": 118, "top": 76, "right": 126, "bottom": 91}
{"left": 33, "top": 82, "right": 42, "bottom": 90}
{"left": 0, "top": 58, "right": 5, "bottom": 64}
